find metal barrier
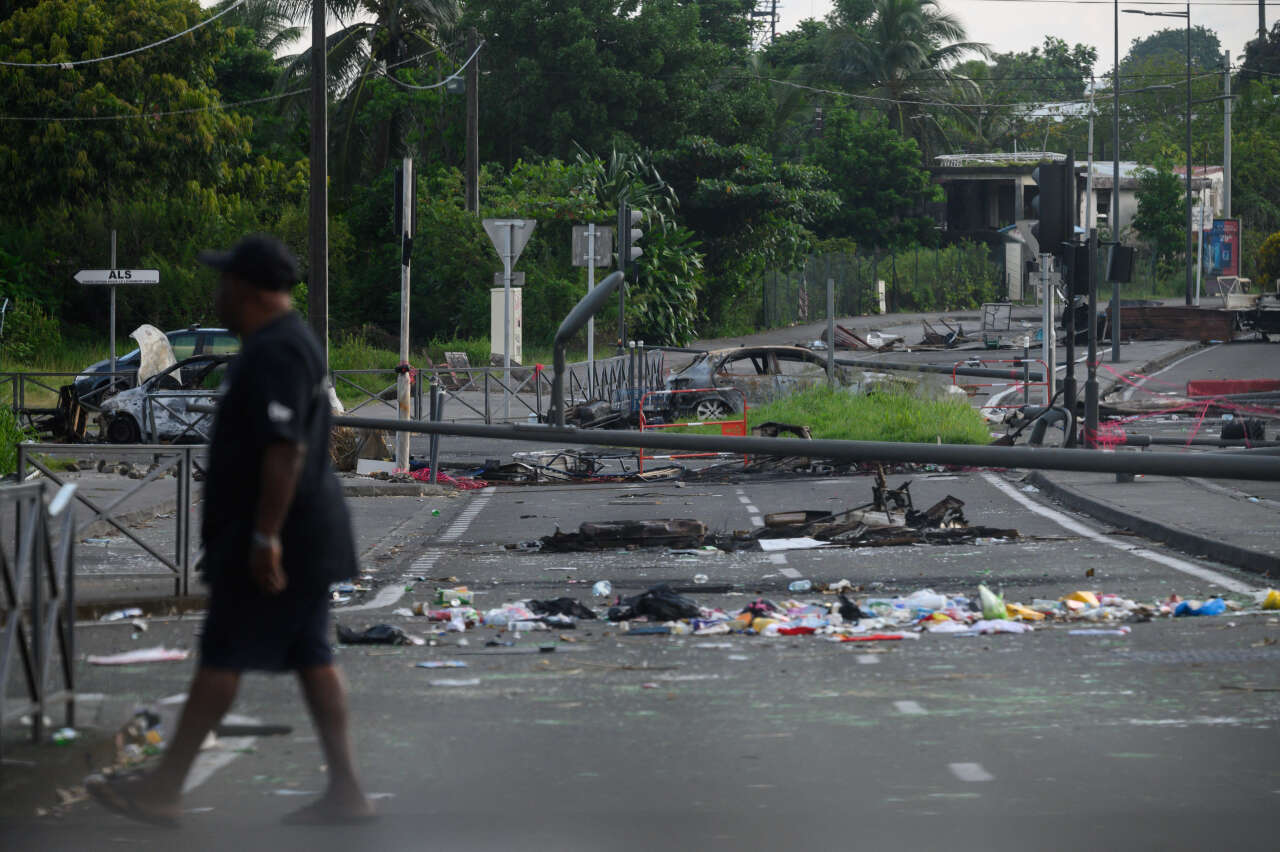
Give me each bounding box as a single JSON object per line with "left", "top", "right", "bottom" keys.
{"left": 17, "top": 444, "right": 199, "bottom": 597}
{"left": 1, "top": 370, "right": 139, "bottom": 438}
{"left": 0, "top": 480, "right": 77, "bottom": 759}
{"left": 637, "top": 387, "right": 748, "bottom": 472}
{"left": 144, "top": 391, "right": 218, "bottom": 443}
{"left": 952, "top": 358, "right": 1049, "bottom": 410}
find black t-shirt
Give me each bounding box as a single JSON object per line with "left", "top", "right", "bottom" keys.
{"left": 201, "top": 312, "right": 357, "bottom": 589}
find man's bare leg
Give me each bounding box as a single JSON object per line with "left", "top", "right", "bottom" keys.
{"left": 87, "top": 667, "right": 240, "bottom": 820}
{"left": 288, "top": 664, "right": 373, "bottom": 820}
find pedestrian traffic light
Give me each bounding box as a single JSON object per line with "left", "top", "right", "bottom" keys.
{"left": 618, "top": 202, "right": 643, "bottom": 277}
{"left": 1030, "top": 162, "right": 1070, "bottom": 255}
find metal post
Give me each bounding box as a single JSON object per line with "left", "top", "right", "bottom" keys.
{"left": 464, "top": 27, "right": 480, "bottom": 214}
{"left": 1112, "top": 0, "right": 1122, "bottom": 362}
{"left": 309, "top": 0, "right": 329, "bottom": 366}
{"left": 109, "top": 230, "right": 117, "bottom": 381}
{"left": 397, "top": 157, "right": 413, "bottom": 469}
{"left": 503, "top": 222, "right": 513, "bottom": 421}
{"left": 1224, "top": 49, "right": 1232, "bottom": 218}
{"left": 1085, "top": 228, "right": 1100, "bottom": 448}
{"left": 483, "top": 371, "right": 490, "bottom": 424}
{"left": 429, "top": 385, "right": 441, "bottom": 485}
{"left": 1023, "top": 346, "right": 1031, "bottom": 405}
{"left": 1195, "top": 178, "right": 1206, "bottom": 305}
{"left": 586, "top": 223, "right": 596, "bottom": 397}
{"left": 31, "top": 506, "right": 43, "bottom": 746}
{"left": 1184, "top": 2, "right": 1194, "bottom": 307}
{"left": 1041, "top": 253, "right": 1056, "bottom": 405}
{"left": 826, "top": 278, "right": 835, "bottom": 387}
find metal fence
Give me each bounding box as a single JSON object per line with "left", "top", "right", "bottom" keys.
{"left": 761, "top": 244, "right": 1004, "bottom": 329}
{"left": 18, "top": 444, "right": 200, "bottom": 597}
{"left": 0, "top": 479, "right": 77, "bottom": 757}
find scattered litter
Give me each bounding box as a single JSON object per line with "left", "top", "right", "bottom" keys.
{"left": 759, "top": 537, "right": 830, "bottom": 552}
{"left": 834, "top": 633, "right": 910, "bottom": 642}
{"left": 428, "top": 678, "right": 481, "bottom": 687}
{"left": 1259, "top": 589, "right": 1280, "bottom": 611}
{"left": 1069, "top": 627, "right": 1132, "bottom": 636}
{"left": 51, "top": 727, "right": 79, "bottom": 745}
{"left": 979, "top": 584, "right": 1008, "bottom": 620}
{"left": 415, "top": 661, "right": 468, "bottom": 669}
{"left": 592, "top": 580, "right": 613, "bottom": 597}
{"left": 99, "top": 608, "right": 143, "bottom": 622}
{"left": 336, "top": 624, "right": 423, "bottom": 646}
{"left": 88, "top": 647, "right": 189, "bottom": 665}
{"left": 787, "top": 579, "right": 813, "bottom": 593}
{"left": 1174, "top": 598, "right": 1227, "bottom": 617}
{"left": 116, "top": 709, "right": 164, "bottom": 764}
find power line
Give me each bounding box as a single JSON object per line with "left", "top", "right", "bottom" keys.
{"left": 380, "top": 41, "right": 485, "bottom": 91}
{"left": 0, "top": 0, "right": 246, "bottom": 69}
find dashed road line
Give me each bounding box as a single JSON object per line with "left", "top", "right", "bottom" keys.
{"left": 949, "top": 762, "right": 994, "bottom": 782}
{"left": 767, "top": 553, "right": 788, "bottom": 565}
{"left": 750, "top": 515, "right": 764, "bottom": 527}
{"left": 738, "top": 495, "right": 752, "bottom": 504}
{"left": 855, "top": 654, "right": 880, "bottom": 664}
{"left": 894, "top": 700, "right": 926, "bottom": 715}
{"left": 778, "top": 566, "right": 801, "bottom": 579}
{"left": 744, "top": 504, "right": 759, "bottom": 514}
{"left": 982, "top": 472, "right": 1253, "bottom": 594}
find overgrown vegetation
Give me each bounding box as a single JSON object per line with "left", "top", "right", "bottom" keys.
{"left": 746, "top": 386, "right": 993, "bottom": 444}
{"left": 0, "top": 407, "right": 34, "bottom": 476}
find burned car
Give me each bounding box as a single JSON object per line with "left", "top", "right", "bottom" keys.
{"left": 97, "top": 354, "right": 230, "bottom": 444}
{"left": 661, "top": 346, "right": 859, "bottom": 416}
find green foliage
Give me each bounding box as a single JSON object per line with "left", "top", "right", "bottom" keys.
{"left": 0, "top": 407, "right": 36, "bottom": 476}
{"left": 1239, "top": 22, "right": 1280, "bottom": 83}
{"left": 0, "top": 297, "right": 62, "bottom": 365}
{"left": 1121, "top": 25, "right": 1223, "bottom": 76}
{"left": 746, "top": 385, "right": 992, "bottom": 444}
{"left": 1132, "top": 162, "right": 1186, "bottom": 265}
{"left": 809, "top": 109, "right": 939, "bottom": 248}
{"left": 1255, "top": 232, "right": 1280, "bottom": 288}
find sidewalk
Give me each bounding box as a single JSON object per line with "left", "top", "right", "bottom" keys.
{"left": 1026, "top": 469, "right": 1280, "bottom": 577}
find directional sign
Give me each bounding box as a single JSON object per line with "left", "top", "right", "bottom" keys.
{"left": 494, "top": 272, "right": 526, "bottom": 288}
{"left": 74, "top": 269, "right": 160, "bottom": 286}
{"left": 482, "top": 219, "right": 536, "bottom": 265}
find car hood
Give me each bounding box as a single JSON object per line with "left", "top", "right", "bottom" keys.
{"left": 130, "top": 324, "right": 176, "bottom": 383}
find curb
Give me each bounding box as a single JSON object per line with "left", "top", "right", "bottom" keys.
{"left": 1024, "top": 471, "right": 1280, "bottom": 579}
{"left": 340, "top": 482, "right": 459, "bottom": 497}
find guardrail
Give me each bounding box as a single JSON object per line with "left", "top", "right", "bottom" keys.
{"left": 17, "top": 444, "right": 199, "bottom": 597}
{"left": 637, "top": 387, "right": 749, "bottom": 472}
{"left": 952, "top": 358, "right": 1048, "bottom": 410}
{"left": 0, "top": 479, "right": 77, "bottom": 759}
{"left": 1, "top": 370, "right": 139, "bottom": 439}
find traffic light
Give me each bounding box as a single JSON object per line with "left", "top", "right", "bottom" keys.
{"left": 1030, "top": 162, "right": 1070, "bottom": 255}
{"left": 814, "top": 107, "right": 825, "bottom": 136}
{"left": 618, "top": 202, "right": 643, "bottom": 278}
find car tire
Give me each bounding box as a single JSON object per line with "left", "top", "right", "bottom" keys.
{"left": 105, "top": 414, "right": 141, "bottom": 444}
{"left": 692, "top": 398, "right": 731, "bottom": 421}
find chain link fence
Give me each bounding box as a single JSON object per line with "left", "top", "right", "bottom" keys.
{"left": 760, "top": 242, "right": 1004, "bottom": 328}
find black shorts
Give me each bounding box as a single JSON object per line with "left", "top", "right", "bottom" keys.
{"left": 200, "top": 577, "right": 333, "bottom": 672}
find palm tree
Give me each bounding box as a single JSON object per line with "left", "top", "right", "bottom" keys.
{"left": 822, "top": 0, "right": 988, "bottom": 150}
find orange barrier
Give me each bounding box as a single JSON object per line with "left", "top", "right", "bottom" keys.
{"left": 637, "top": 387, "right": 748, "bottom": 472}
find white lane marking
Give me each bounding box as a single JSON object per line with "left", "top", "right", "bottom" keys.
{"left": 855, "top": 654, "right": 880, "bottom": 664}
{"left": 894, "top": 700, "right": 926, "bottom": 715}
{"left": 779, "top": 567, "right": 801, "bottom": 579}
{"left": 738, "top": 495, "right": 752, "bottom": 504}
{"left": 981, "top": 472, "right": 1253, "bottom": 594}
{"left": 735, "top": 488, "right": 745, "bottom": 495}
{"left": 335, "top": 583, "right": 405, "bottom": 613}
{"left": 745, "top": 504, "right": 759, "bottom": 514}
{"left": 767, "top": 553, "right": 788, "bottom": 565}
{"left": 439, "top": 491, "right": 494, "bottom": 542}
{"left": 1122, "top": 346, "right": 1214, "bottom": 401}
{"left": 750, "top": 515, "right": 764, "bottom": 527}
{"left": 184, "top": 712, "right": 258, "bottom": 794}
{"left": 949, "top": 762, "right": 994, "bottom": 783}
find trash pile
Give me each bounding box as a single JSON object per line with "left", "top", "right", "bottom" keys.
{"left": 339, "top": 583, "right": 1280, "bottom": 647}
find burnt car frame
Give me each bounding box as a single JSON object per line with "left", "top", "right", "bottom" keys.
{"left": 97, "top": 354, "right": 231, "bottom": 444}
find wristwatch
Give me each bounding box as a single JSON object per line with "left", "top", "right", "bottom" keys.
{"left": 252, "top": 531, "right": 281, "bottom": 550}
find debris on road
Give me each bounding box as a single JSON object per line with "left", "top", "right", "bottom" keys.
{"left": 532, "top": 519, "right": 709, "bottom": 552}
{"left": 87, "top": 647, "right": 189, "bottom": 665}
{"left": 335, "top": 624, "right": 424, "bottom": 646}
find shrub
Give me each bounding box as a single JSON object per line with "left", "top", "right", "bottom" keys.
{"left": 0, "top": 298, "right": 62, "bottom": 364}
{"left": 1256, "top": 231, "right": 1280, "bottom": 288}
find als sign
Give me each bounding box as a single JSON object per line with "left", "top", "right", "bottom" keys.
{"left": 74, "top": 269, "right": 160, "bottom": 286}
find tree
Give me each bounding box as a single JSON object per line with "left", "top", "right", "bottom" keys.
{"left": 809, "top": 109, "right": 938, "bottom": 248}
{"left": 820, "top": 0, "right": 989, "bottom": 150}
{"left": 461, "top": 0, "right": 772, "bottom": 165}
{"left": 653, "top": 136, "right": 838, "bottom": 330}
{"left": 1239, "top": 21, "right": 1280, "bottom": 82}
{"left": 1121, "top": 25, "right": 1223, "bottom": 76}
{"left": 1132, "top": 161, "right": 1185, "bottom": 265}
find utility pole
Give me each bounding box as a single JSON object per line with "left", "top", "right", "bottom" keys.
{"left": 309, "top": 0, "right": 329, "bottom": 365}
{"left": 1262, "top": 0, "right": 1268, "bottom": 40}
{"left": 109, "top": 230, "right": 117, "bottom": 380}
{"left": 1184, "top": 1, "right": 1194, "bottom": 307}
{"left": 465, "top": 27, "right": 480, "bottom": 214}
{"left": 1224, "top": 49, "right": 1232, "bottom": 218}
{"left": 396, "top": 157, "right": 413, "bottom": 471}
{"left": 1085, "top": 228, "right": 1100, "bottom": 448}
{"left": 1112, "top": 0, "right": 1122, "bottom": 362}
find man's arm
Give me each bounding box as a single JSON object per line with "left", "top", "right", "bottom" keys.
{"left": 250, "top": 439, "right": 305, "bottom": 595}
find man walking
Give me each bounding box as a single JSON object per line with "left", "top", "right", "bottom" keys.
{"left": 87, "top": 235, "right": 374, "bottom": 826}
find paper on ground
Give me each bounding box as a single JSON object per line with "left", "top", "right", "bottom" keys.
{"left": 88, "top": 646, "right": 190, "bottom": 665}
{"left": 758, "top": 537, "right": 832, "bottom": 552}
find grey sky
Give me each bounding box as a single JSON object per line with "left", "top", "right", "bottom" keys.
{"left": 778, "top": 1, "right": 1264, "bottom": 72}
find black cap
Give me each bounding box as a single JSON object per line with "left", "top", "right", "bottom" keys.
{"left": 198, "top": 234, "right": 298, "bottom": 291}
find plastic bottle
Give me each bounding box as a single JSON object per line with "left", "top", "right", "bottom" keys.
{"left": 787, "top": 579, "right": 813, "bottom": 593}
{"left": 51, "top": 727, "right": 78, "bottom": 745}
{"left": 693, "top": 573, "right": 709, "bottom": 584}
{"left": 903, "top": 589, "right": 947, "bottom": 611}
{"left": 592, "top": 580, "right": 613, "bottom": 597}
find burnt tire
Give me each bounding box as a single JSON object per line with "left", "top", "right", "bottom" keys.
{"left": 105, "top": 414, "right": 141, "bottom": 444}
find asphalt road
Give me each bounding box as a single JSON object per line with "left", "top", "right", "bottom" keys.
{"left": 7, "top": 470, "right": 1278, "bottom": 851}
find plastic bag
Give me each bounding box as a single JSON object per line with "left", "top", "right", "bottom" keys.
{"left": 978, "top": 584, "right": 1008, "bottom": 620}
{"left": 1173, "top": 598, "right": 1226, "bottom": 617}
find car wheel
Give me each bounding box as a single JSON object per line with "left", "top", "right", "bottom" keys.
{"left": 105, "top": 414, "right": 141, "bottom": 444}
{"left": 693, "top": 398, "right": 730, "bottom": 421}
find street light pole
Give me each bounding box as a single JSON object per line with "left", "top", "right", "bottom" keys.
{"left": 1185, "top": 0, "right": 1194, "bottom": 307}
{"left": 1112, "top": 0, "right": 1122, "bottom": 361}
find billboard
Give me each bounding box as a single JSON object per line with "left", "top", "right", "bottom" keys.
{"left": 1200, "top": 218, "right": 1241, "bottom": 279}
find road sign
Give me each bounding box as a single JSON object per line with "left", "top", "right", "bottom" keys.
{"left": 482, "top": 219, "right": 536, "bottom": 265}
{"left": 493, "top": 272, "right": 525, "bottom": 287}
{"left": 571, "top": 226, "right": 613, "bottom": 267}
{"left": 74, "top": 269, "right": 159, "bottom": 286}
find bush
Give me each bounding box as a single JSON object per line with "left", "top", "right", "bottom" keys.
{"left": 1256, "top": 231, "right": 1280, "bottom": 289}
{"left": 0, "top": 298, "right": 62, "bottom": 364}
{"left": 0, "top": 407, "right": 34, "bottom": 476}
